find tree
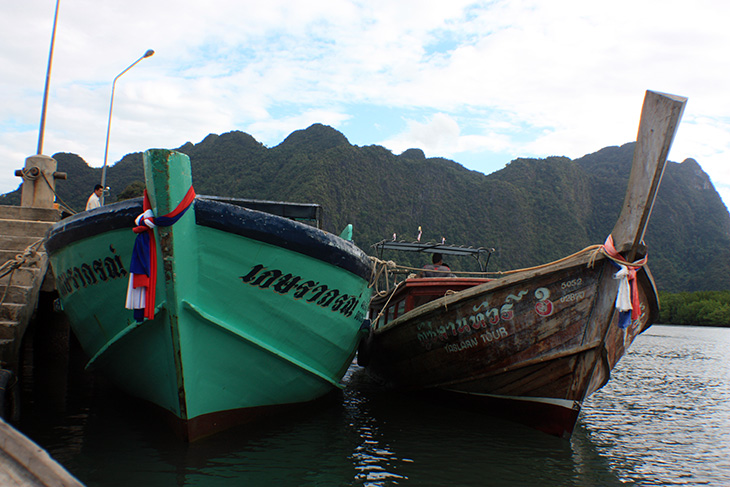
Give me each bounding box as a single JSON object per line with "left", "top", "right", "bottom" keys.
{"left": 116, "top": 181, "right": 145, "bottom": 201}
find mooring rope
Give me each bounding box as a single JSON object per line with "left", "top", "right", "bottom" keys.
{"left": 40, "top": 172, "right": 76, "bottom": 215}
{"left": 368, "top": 240, "right": 648, "bottom": 289}
{"left": 366, "top": 238, "right": 650, "bottom": 332}
{"left": 0, "top": 238, "right": 45, "bottom": 307}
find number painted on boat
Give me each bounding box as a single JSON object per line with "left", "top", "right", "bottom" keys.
{"left": 560, "top": 290, "right": 585, "bottom": 303}
{"left": 561, "top": 278, "right": 583, "bottom": 290}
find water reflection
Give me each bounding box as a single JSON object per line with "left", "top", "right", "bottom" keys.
{"left": 15, "top": 324, "right": 730, "bottom": 486}
{"left": 343, "top": 367, "right": 627, "bottom": 487}
{"left": 581, "top": 325, "right": 730, "bottom": 486}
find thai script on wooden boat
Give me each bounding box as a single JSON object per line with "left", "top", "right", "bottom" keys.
{"left": 415, "top": 291, "right": 529, "bottom": 350}
{"left": 240, "top": 264, "right": 366, "bottom": 319}
{"left": 473, "top": 290, "right": 529, "bottom": 322}
{"left": 55, "top": 246, "right": 128, "bottom": 297}
{"left": 415, "top": 278, "right": 588, "bottom": 352}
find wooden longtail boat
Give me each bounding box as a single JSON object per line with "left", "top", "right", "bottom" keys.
{"left": 360, "top": 91, "right": 686, "bottom": 438}
{"left": 45, "top": 149, "right": 372, "bottom": 441}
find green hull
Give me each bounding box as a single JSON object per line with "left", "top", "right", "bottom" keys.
{"left": 46, "top": 150, "right": 372, "bottom": 440}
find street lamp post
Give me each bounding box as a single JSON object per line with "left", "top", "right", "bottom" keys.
{"left": 100, "top": 49, "right": 154, "bottom": 205}
{"left": 37, "top": 0, "right": 60, "bottom": 155}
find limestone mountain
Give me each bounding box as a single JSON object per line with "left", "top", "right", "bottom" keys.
{"left": 2, "top": 124, "right": 728, "bottom": 292}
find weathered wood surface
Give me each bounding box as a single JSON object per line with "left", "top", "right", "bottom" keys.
{"left": 369, "top": 254, "right": 654, "bottom": 395}
{"left": 363, "top": 90, "right": 685, "bottom": 436}
{"left": 0, "top": 417, "right": 84, "bottom": 487}
{"left": 366, "top": 252, "right": 657, "bottom": 436}
{"left": 611, "top": 90, "right": 687, "bottom": 257}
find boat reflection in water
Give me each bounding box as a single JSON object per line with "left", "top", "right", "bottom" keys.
{"left": 19, "top": 316, "right": 628, "bottom": 487}
{"left": 19, "top": 323, "right": 730, "bottom": 485}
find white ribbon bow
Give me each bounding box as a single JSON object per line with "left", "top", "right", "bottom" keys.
{"left": 613, "top": 264, "right": 633, "bottom": 313}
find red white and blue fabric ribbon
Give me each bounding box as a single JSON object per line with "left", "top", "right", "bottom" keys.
{"left": 125, "top": 187, "right": 196, "bottom": 322}
{"left": 602, "top": 235, "right": 647, "bottom": 329}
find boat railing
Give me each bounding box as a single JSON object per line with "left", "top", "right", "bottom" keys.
{"left": 197, "top": 195, "right": 322, "bottom": 228}
{"left": 372, "top": 240, "right": 495, "bottom": 272}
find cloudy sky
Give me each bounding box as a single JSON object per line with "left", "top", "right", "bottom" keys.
{"left": 2, "top": 0, "right": 729, "bottom": 211}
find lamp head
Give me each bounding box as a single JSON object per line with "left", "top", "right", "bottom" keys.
{"left": 144, "top": 49, "right": 155, "bottom": 58}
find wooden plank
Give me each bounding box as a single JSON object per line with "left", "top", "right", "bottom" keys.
{"left": 611, "top": 90, "right": 687, "bottom": 257}
{"left": 0, "top": 418, "right": 84, "bottom": 487}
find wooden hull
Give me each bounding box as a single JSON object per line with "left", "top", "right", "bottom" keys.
{"left": 46, "top": 150, "right": 372, "bottom": 441}
{"left": 362, "top": 90, "right": 687, "bottom": 437}
{"left": 363, "top": 252, "right": 657, "bottom": 437}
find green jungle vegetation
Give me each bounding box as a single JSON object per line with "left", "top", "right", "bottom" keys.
{"left": 3, "top": 124, "right": 729, "bottom": 295}
{"left": 658, "top": 290, "right": 730, "bottom": 327}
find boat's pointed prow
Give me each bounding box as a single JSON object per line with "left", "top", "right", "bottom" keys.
{"left": 611, "top": 90, "right": 687, "bottom": 258}
{"left": 144, "top": 149, "right": 194, "bottom": 213}
{"left": 339, "top": 224, "right": 353, "bottom": 241}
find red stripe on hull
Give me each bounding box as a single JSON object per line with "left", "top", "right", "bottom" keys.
{"left": 160, "top": 391, "right": 340, "bottom": 442}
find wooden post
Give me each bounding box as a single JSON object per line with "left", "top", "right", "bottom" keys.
{"left": 610, "top": 91, "right": 687, "bottom": 259}
{"left": 15, "top": 155, "right": 66, "bottom": 209}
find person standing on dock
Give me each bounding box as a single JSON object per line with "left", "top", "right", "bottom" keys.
{"left": 86, "top": 184, "right": 103, "bottom": 210}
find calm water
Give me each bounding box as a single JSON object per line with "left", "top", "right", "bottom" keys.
{"left": 15, "top": 324, "right": 730, "bottom": 486}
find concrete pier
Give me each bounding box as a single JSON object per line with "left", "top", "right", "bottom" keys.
{"left": 0, "top": 154, "right": 64, "bottom": 412}
{"left": 0, "top": 205, "right": 60, "bottom": 416}
{"left": 0, "top": 155, "right": 82, "bottom": 485}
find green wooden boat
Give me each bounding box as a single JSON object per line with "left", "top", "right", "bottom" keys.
{"left": 45, "top": 149, "right": 373, "bottom": 441}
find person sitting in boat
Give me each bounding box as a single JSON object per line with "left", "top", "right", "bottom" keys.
{"left": 419, "top": 253, "right": 455, "bottom": 278}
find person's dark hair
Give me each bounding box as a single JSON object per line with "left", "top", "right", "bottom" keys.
{"left": 432, "top": 253, "right": 443, "bottom": 264}
{"left": 94, "top": 184, "right": 103, "bottom": 191}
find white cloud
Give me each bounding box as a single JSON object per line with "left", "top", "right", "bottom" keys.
{"left": 382, "top": 113, "right": 460, "bottom": 156}
{"left": 247, "top": 109, "right": 352, "bottom": 147}
{"left": 0, "top": 0, "right": 727, "bottom": 212}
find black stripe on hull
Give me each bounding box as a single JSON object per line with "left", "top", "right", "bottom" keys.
{"left": 46, "top": 196, "right": 372, "bottom": 281}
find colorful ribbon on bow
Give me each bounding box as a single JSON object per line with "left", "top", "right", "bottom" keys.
{"left": 601, "top": 234, "right": 647, "bottom": 329}
{"left": 125, "top": 186, "right": 196, "bottom": 322}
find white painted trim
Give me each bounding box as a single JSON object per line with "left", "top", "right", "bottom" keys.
{"left": 443, "top": 389, "right": 581, "bottom": 411}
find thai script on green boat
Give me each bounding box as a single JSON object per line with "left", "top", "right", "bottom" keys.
{"left": 240, "top": 264, "right": 365, "bottom": 319}
{"left": 55, "top": 247, "right": 128, "bottom": 297}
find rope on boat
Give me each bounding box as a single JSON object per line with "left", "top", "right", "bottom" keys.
{"left": 0, "top": 238, "right": 45, "bottom": 307}
{"left": 366, "top": 237, "right": 650, "bottom": 332}
{"left": 368, "top": 240, "right": 649, "bottom": 289}
{"left": 587, "top": 242, "right": 648, "bottom": 269}
{"left": 369, "top": 280, "right": 407, "bottom": 330}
